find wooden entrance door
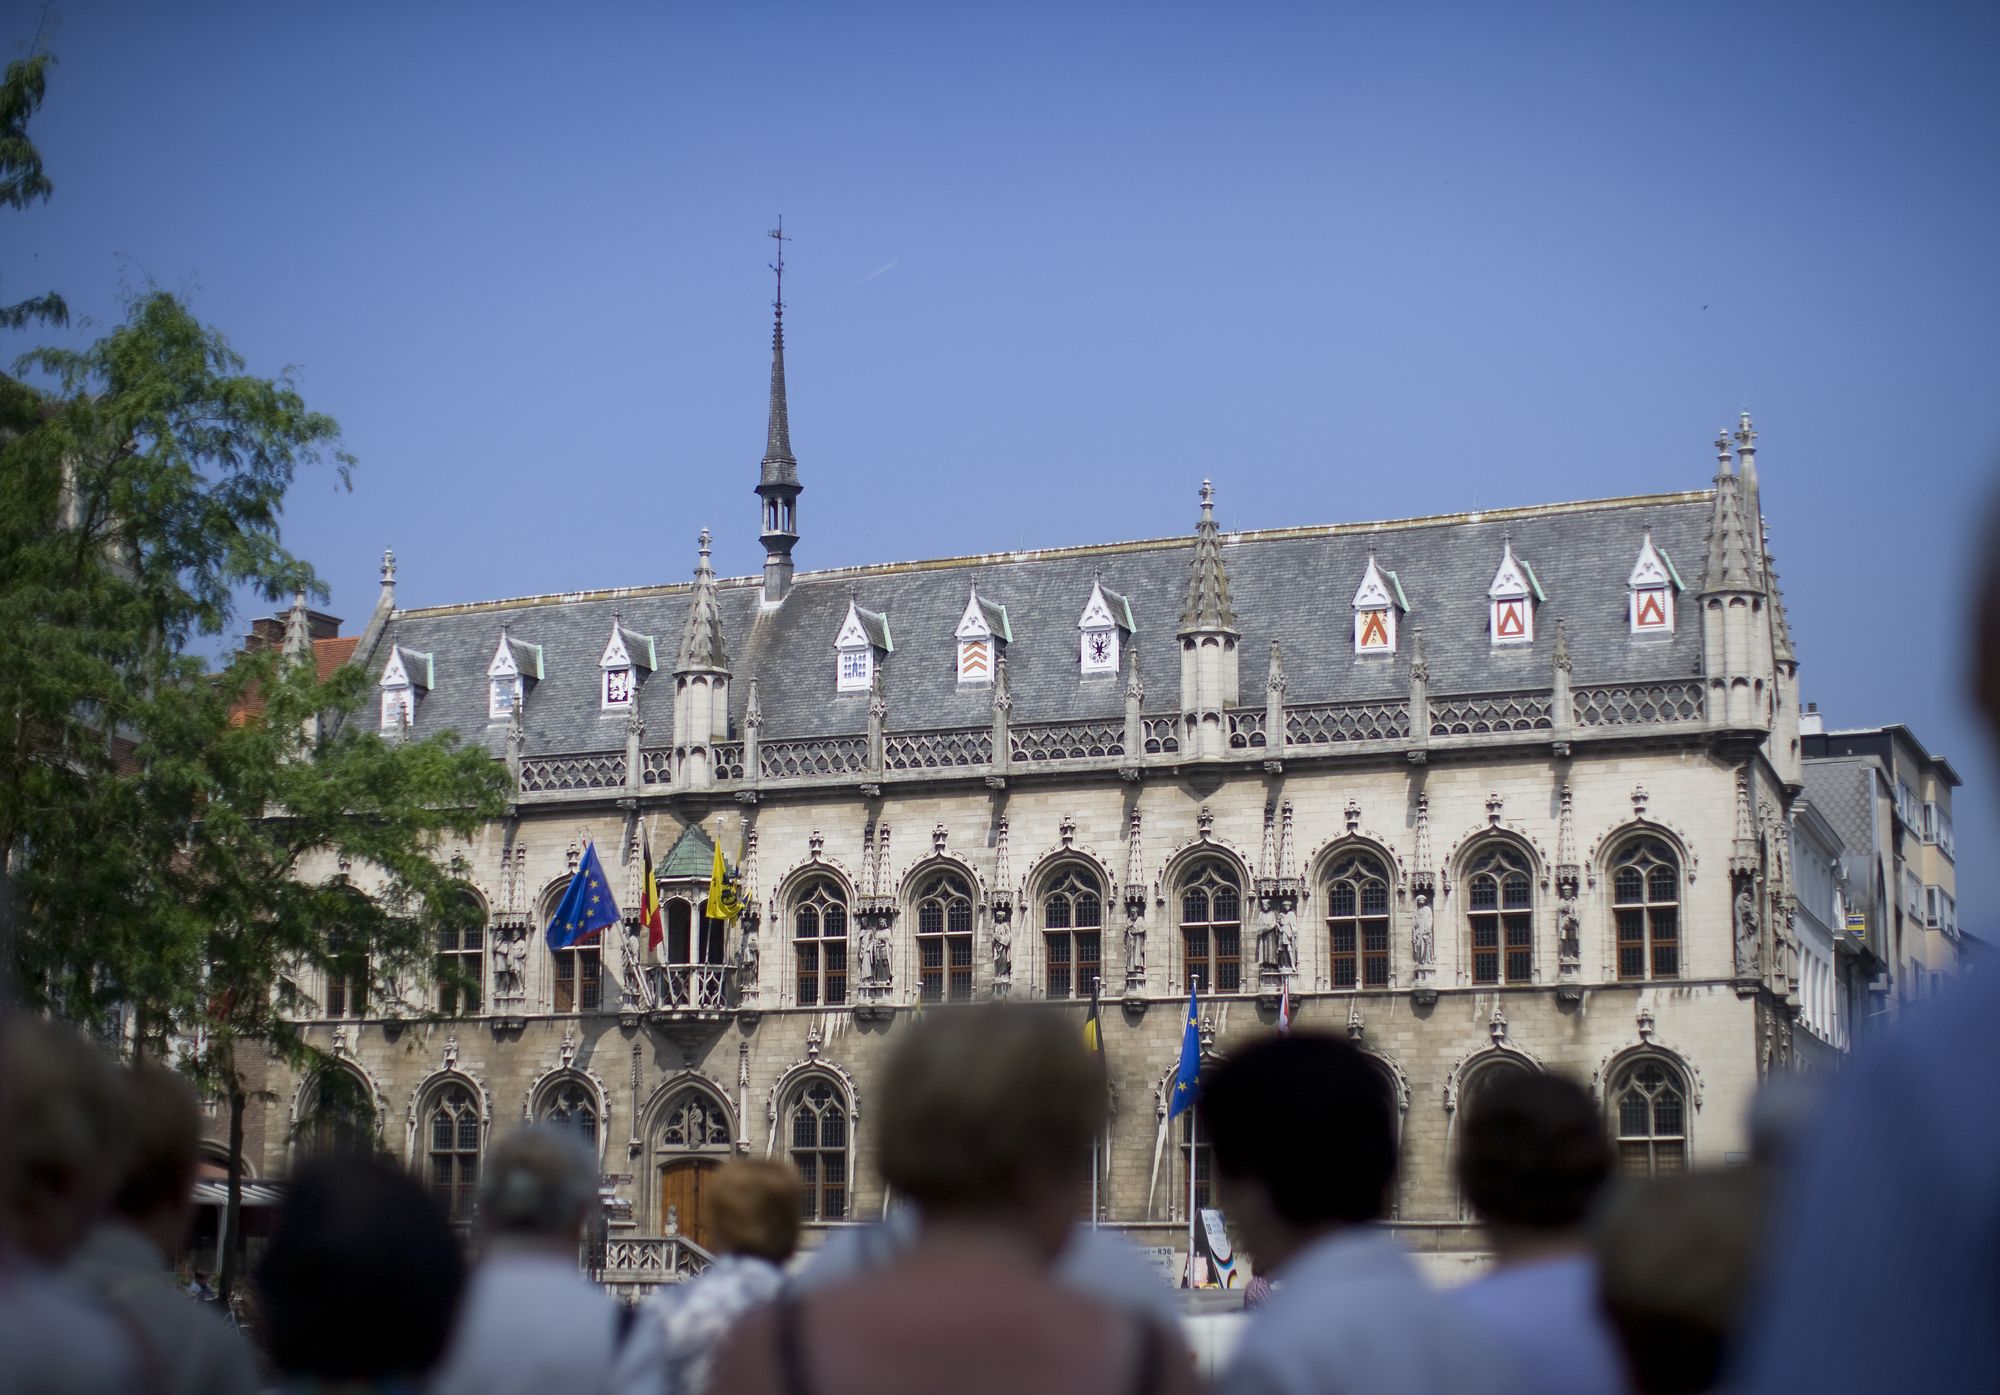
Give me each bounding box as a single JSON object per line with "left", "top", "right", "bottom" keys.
{"left": 659, "top": 1159, "right": 719, "bottom": 1249}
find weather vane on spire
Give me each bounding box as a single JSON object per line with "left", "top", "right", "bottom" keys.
{"left": 768, "top": 216, "right": 790, "bottom": 318}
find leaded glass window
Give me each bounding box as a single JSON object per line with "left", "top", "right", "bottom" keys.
{"left": 426, "top": 1084, "right": 481, "bottom": 1222}
{"left": 434, "top": 890, "right": 484, "bottom": 1017}
{"left": 552, "top": 942, "right": 601, "bottom": 1013}
{"left": 1180, "top": 861, "right": 1242, "bottom": 994}
{"left": 915, "top": 871, "right": 975, "bottom": 1003}
{"left": 1042, "top": 866, "right": 1103, "bottom": 1000}
{"left": 1467, "top": 843, "right": 1534, "bottom": 985}
{"left": 1326, "top": 850, "right": 1392, "bottom": 989}
{"left": 325, "top": 927, "right": 368, "bottom": 1020}
{"left": 789, "top": 1079, "right": 848, "bottom": 1221}
{"left": 1613, "top": 838, "right": 1681, "bottom": 981}
{"left": 1612, "top": 1059, "right": 1689, "bottom": 1177}
{"left": 540, "top": 1080, "right": 598, "bottom": 1148}
{"left": 793, "top": 880, "right": 849, "bottom": 1007}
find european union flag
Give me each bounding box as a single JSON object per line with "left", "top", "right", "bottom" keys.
{"left": 545, "top": 841, "right": 623, "bottom": 951}
{"left": 1168, "top": 980, "right": 1201, "bottom": 1120}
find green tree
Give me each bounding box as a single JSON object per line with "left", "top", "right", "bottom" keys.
{"left": 0, "top": 55, "right": 512, "bottom": 1296}
{"left": 0, "top": 54, "right": 66, "bottom": 331}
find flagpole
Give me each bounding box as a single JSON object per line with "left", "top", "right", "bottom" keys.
{"left": 1091, "top": 974, "right": 1101, "bottom": 1230}
{"left": 1186, "top": 974, "right": 1200, "bottom": 1289}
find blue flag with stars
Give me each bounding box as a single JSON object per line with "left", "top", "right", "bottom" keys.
{"left": 1168, "top": 980, "right": 1201, "bottom": 1119}
{"left": 545, "top": 841, "right": 623, "bottom": 951}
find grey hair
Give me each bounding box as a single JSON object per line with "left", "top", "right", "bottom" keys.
{"left": 476, "top": 1126, "right": 599, "bottom": 1238}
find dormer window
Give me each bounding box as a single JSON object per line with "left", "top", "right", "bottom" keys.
{"left": 377, "top": 645, "right": 432, "bottom": 732}
{"left": 1077, "top": 580, "right": 1133, "bottom": 676}
{"left": 1351, "top": 553, "right": 1408, "bottom": 655}
{"left": 954, "top": 587, "right": 1010, "bottom": 685}
{"left": 834, "top": 598, "right": 891, "bottom": 694}
{"left": 597, "top": 619, "right": 656, "bottom": 712}
{"left": 1487, "top": 541, "right": 1543, "bottom": 646}
{"left": 1627, "top": 532, "right": 1683, "bottom": 635}
{"left": 486, "top": 630, "right": 543, "bottom": 721}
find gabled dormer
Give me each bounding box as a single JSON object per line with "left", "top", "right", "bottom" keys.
{"left": 1078, "top": 579, "right": 1134, "bottom": 676}
{"left": 378, "top": 644, "right": 433, "bottom": 730}
{"left": 835, "top": 598, "right": 892, "bottom": 693}
{"left": 599, "top": 618, "right": 657, "bottom": 711}
{"left": 485, "top": 629, "right": 544, "bottom": 721}
{"left": 1487, "top": 540, "right": 1544, "bottom": 646}
{"left": 1351, "top": 552, "right": 1409, "bottom": 655}
{"left": 954, "top": 586, "right": 1011, "bottom": 684}
{"left": 1627, "top": 532, "right": 1684, "bottom": 635}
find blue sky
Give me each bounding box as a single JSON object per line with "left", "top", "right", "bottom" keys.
{"left": 12, "top": 2, "right": 1999, "bottom": 923}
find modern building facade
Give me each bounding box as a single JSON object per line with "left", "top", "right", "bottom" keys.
{"left": 254, "top": 289, "right": 1828, "bottom": 1285}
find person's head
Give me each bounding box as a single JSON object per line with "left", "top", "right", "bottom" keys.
{"left": 257, "top": 1155, "right": 465, "bottom": 1385}
{"left": 877, "top": 1002, "right": 1105, "bottom": 1259}
{"left": 1200, "top": 1032, "right": 1395, "bottom": 1274}
{"left": 1455, "top": 1070, "right": 1612, "bottom": 1256}
{"left": 1593, "top": 1169, "right": 1767, "bottom": 1395}
{"left": 709, "top": 1159, "right": 803, "bottom": 1263}
{"left": 475, "top": 1125, "right": 600, "bottom": 1251}
{"left": 0, "top": 1017, "right": 129, "bottom": 1262}
{"left": 113, "top": 1061, "right": 203, "bottom": 1256}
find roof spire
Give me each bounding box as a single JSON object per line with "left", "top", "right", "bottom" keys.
{"left": 757, "top": 220, "right": 802, "bottom": 606}
{"left": 1178, "top": 479, "right": 1237, "bottom": 633}
{"left": 762, "top": 218, "right": 796, "bottom": 480}
{"left": 1703, "top": 433, "right": 1758, "bottom": 593}
{"left": 675, "top": 528, "right": 728, "bottom": 670}
{"left": 282, "top": 591, "right": 312, "bottom": 663}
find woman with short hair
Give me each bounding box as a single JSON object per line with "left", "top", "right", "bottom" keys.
{"left": 707, "top": 1004, "right": 1199, "bottom": 1395}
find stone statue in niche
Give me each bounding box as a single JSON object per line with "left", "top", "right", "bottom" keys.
{"left": 1123, "top": 909, "right": 1146, "bottom": 981}
{"left": 867, "top": 925, "right": 893, "bottom": 986}
{"left": 1254, "top": 888, "right": 1280, "bottom": 968}
{"left": 737, "top": 921, "right": 760, "bottom": 984}
{"left": 1410, "top": 893, "right": 1436, "bottom": 969}
{"left": 1557, "top": 893, "right": 1581, "bottom": 965}
{"left": 1275, "top": 901, "right": 1299, "bottom": 975}
{"left": 1733, "top": 885, "right": 1760, "bottom": 977}
{"left": 990, "top": 917, "right": 1013, "bottom": 983}
{"left": 493, "top": 928, "right": 528, "bottom": 998}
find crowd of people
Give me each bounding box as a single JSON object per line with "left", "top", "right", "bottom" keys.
{"left": 2, "top": 984, "right": 1989, "bottom": 1395}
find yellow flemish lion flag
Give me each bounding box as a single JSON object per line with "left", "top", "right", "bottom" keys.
{"left": 706, "top": 841, "right": 746, "bottom": 923}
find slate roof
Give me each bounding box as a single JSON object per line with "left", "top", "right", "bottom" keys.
{"left": 1801, "top": 759, "right": 1882, "bottom": 916}
{"left": 372, "top": 490, "right": 1715, "bottom": 758}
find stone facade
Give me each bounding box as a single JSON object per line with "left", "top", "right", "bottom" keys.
{"left": 255, "top": 297, "right": 1820, "bottom": 1279}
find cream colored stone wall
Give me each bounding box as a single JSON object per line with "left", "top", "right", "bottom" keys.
{"left": 269, "top": 741, "right": 1780, "bottom": 1259}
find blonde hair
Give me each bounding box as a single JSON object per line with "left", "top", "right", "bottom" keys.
{"left": 709, "top": 1159, "right": 803, "bottom": 1261}
{"left": 877, "top": 1003, "right": 1104, "bottom": 1216}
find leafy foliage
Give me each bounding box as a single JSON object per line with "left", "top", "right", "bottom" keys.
{"left": 0, "top": 54, "right": 65, "bottom": 329}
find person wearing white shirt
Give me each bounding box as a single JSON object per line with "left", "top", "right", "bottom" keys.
{"left": 1203, "top": 1033, "right": 1524, "bottom": 1395}
{"left": 431, "top": 1125, "right": 624, "bottom": 1395}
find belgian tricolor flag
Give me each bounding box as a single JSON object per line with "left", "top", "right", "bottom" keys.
{"left": 641, "top": 825, "right": 664, "bottom": 952}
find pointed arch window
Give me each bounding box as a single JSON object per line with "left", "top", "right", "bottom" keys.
{"left": 1180, "top": 861, "right": 1243, "bottom": 994}
{"left": 787, "top": 1078, "right": 849, "bottom": 1221}
{"left": 552, "top": 941, "right": 602, "bottom": 1013}
{"left": 1613, "top": 838, "right": 1681, "bottom": 980}
{"left": 425, "top": 1084, "right": 481, "bottom": 1222}
{"left": 793, "top": 880, "right": 850, "bottom": 1007}
{"left": 539, "top": 1080, "right": 599, "bottom": 1148}
{"left": 1611, "top": 1059, "right": 1689, "bottom": 1176}
{"left": 1325, "top": 850, "right": 1392, "bottom": 989}
{"left": 1041, "top": 866, "right": 1103, "bottom": 1000}
{"left": 300, "top": 1063, "right": 377, "bottom": 1155}
{"left": 1467, "top": 843, "right": 1534, "bottom": 985}
{"left": 915, "top": 870, "right": 975, "bottom": 1003}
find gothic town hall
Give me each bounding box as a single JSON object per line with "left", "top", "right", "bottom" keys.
{"left": 265, "top": 283, "right": 1811, "bottom": 1285}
